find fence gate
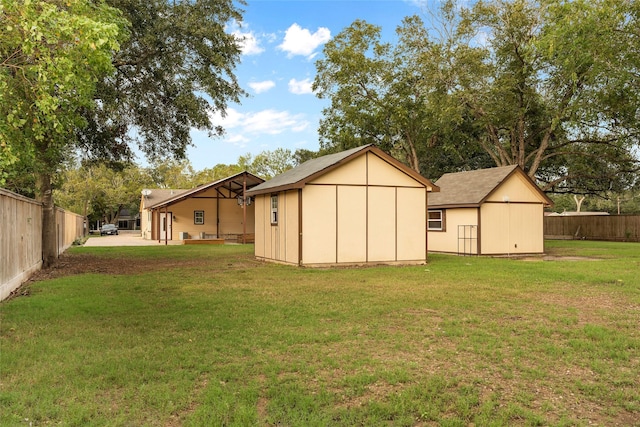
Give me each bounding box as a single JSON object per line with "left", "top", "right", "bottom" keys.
{"left": 457, "top": 225, "right": 478, "bottom": 256}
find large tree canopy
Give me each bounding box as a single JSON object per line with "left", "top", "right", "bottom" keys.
{"left": 1, "top": 0, "right": 246, "bottom": 267}
{"left": 1, "top": 0, "right": 127, "bottom": 266}
{"left": 78, "top": 0, "right": 246, "bottom": 162}
{"left": 314, "top": 0, "right": 640, "bottom": 193}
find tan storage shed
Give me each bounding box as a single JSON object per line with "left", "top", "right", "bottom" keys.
{"left": 428, "top": 165, "right": 553, "bottom": 255}
{"left": 140, "top": 172, "right": 264, "bottom": 243}
{"left": 245, "top": 145, "right": 439, "bottom": 267}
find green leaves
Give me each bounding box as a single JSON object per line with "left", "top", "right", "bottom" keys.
{"left": 314, "top": 0, "right": 639, "bottom": 195}
{"left": 1, "top": 0, "right": 127, "bottom": 168}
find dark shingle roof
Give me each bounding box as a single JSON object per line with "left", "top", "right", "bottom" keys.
{"left": 429, "top": 165, "right": 521, "bottom": 207}
{"left": 246, "top": 145, "right": 437, "bottom": 196}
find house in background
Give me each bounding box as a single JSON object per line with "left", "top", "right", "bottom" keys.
{"left": 140, "top": 172, "right": 264, "bottom": 243}
{"left": 427, "top": 165, "right": 553, "bottom": 255}
{"left": 246, "top": 145, "right": 439, "bottom": 267}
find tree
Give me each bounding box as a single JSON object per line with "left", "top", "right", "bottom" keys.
{"left": 2, "top": 0, "right": 246, "bottom": 267}
{"left": 193, "top": 163, "right": 243, "bottom": 185}
{"left": 77, "top": 0, "right": 246, "bottom": 163}
{"left": 1, "top": 0, "right": 127, "bottom": 266}
{"left": 55, "top": 161, "right": 147, "bottom": 228}
{"left": 238, "top": 148, "right": 296, "bottom": 180}
{"left": 144, "top": 159, "right": 196, "bottom": 189}
{"left": 313, "top": 0, "right": 640, "bottom": 192}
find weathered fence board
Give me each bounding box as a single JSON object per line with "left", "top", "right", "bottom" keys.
{"left": 544, "top": 215, "right": 640, "bottom": 242}
{"left": 1, "top": 188, "right": 84, "bottom": 300}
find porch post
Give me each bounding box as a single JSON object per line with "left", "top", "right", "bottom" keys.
{"left": 242, "top": 174, "right": 247, "bottom": 244}
{"left": 164, "top": 205, "right": 168, "bottom": 246}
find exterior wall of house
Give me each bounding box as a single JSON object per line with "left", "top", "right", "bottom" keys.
{"left": 480, "top": 202, "right": 544, "bottom": 254}
{"left": 144, "top": 196, "right": 255, "bottom": 240}
{"left": 254, "top": 190, "right": 299, "bottom": 264}
{"left": 427, "top": 208, "right": 479, "bottom": 254}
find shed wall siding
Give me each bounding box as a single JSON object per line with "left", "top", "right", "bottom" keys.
{"left": 255, "top": 191, "right": 298, "bottom": 264}
{"left": 284, "top": 191, "right": 299, "bottom": 264}
{"left": 302, "top": 185, "right": 337, "bottom": 264}
{"left": 367, "top": 153, "right": 422, "bottom": 188}
{"left": 397, "top": 187, "right": 427, "bottom": 260}
{"left": 480, "top": 203, "right": 544, "bottom": 254}
{"left": 367, "top": 186, "right": 397, "bottom": 262}
{"left": 255, "top": 195, "right": 266, "bottom": 258}
{"left": 337, "top": 186, "right": 367, "bottom": 263}
{"left": 485, "top": 173, "right": 546, "bottom": 203}
{"left": 310, "top": 154, "right": 367, "bottom": 185}
{"left": 427, "top": 208, "right": 478, "bottom": 254}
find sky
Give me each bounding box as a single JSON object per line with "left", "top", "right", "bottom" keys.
{"left": 183, "top": 0, "right": 436, "bottom": 171}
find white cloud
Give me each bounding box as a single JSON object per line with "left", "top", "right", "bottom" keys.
{"left": 243, "top": 109, "right": 309, "bottom": 134}
{"left": 278, "top": 23, "right": 331, "bottom": 58}
{"left": 210, "top": 108, "right": 309, "bottom": 136}
{"left": 288, "top": 78, "right": 314, "bottom": 95}
{"left": 249, "top": 80, "right": 276, "bottom": 94}
{"left": 227, "top": 20, "right": 264, "bottom": 55}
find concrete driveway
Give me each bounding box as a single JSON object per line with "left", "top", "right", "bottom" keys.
{"left": 83, "top": 231, "right": 183, "bottom": 247}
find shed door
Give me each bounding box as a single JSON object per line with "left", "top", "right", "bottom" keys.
{"left": 160, "top": 212, "right": 172, "bottom": 240}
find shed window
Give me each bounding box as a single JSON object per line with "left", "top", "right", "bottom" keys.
{"left": 428, "top": 210, "right": 444, "bottom": 231}
{"left": 270, "top": 195, "right": 278, "bottom": 225}
{"left": 194, "top": 210, "right": 204, "bottom": 225}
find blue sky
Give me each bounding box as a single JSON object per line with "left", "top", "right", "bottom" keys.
{"left": 184, "top": 0, "right": 434, "bottom": 171}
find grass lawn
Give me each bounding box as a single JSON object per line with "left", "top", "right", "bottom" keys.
{"left": 1, "top": 241, "right": 639, "bottom": 426}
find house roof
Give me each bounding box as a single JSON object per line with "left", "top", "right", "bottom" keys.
{"left": 145, "top": 171, "right": 264, "bottom": 210}
{"left": 141, "top": 188, "right": 190, "bottom": 210}
{"left": 429, "top": 165, "right": 552, "bottom": 208}
{"left": 246, "top": 145, "right": 438, "bottom": 196}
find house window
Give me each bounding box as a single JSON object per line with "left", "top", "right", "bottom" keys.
{"left": 428, "top": 210, "right": 444, "bottom": 231}
{"left": 194, "top": 210, "right": 204, "bottom": 225}
{"left": 270, "top": 195, "right": 278, "bottom": 225}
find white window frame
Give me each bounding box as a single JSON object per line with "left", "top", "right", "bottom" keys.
{"left": 270, "top": 195, "right": 278, "bottom": 225}
{"left": 194, "top": 210, "right": 204, "bottom": 225}
{"left": 428, "top": 209, "right": 444, "bottom": 231}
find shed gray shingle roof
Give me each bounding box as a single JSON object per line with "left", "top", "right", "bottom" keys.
{"left": 428, "top": 165, "right": 520, "bottom": 207}
{"left": 246, "top": 145, "right": 437, "bottom": 196}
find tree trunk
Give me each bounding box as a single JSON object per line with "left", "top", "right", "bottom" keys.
{"left": 37, "top": 171, "right": 58, "bottom": 268}
{"left": 574, "top": 195, "right": 585, "bottom": 212}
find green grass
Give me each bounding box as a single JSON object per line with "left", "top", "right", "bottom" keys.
{"left": 1, "top": 241, "right": 639, "bottom": 426}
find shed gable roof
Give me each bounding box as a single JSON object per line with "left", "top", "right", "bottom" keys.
{"left": 246, "top": 145, "right": 438, "bottom": 196}
{"left": 429, "top": 165, "right": 552, "bottom": 208}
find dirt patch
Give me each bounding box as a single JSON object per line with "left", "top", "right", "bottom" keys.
{"left": 6, "top": 251, "right": 259, "bottom": 300}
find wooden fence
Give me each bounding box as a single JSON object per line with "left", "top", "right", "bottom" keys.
{"left": 544, "top": 215, "right": 640, "bottom": 242}
{"left": 1, "top": 188, "right": 84, "bottom": 300}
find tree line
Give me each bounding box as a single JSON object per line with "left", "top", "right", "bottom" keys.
{"left": 313, "top": 0, "right": 640, "bottom": 198}
{"left": 52, "top": 148, "right": 306, "bottom": 228}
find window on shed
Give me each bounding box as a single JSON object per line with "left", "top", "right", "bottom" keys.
{"left": 428, "top": 210, "right": 444, "bottom": 231}
{"left": 194, "top": 210, "right": 204, "bottom": 225}
{"left": 270, "top": 195, "right": 278, "bottom": 225}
